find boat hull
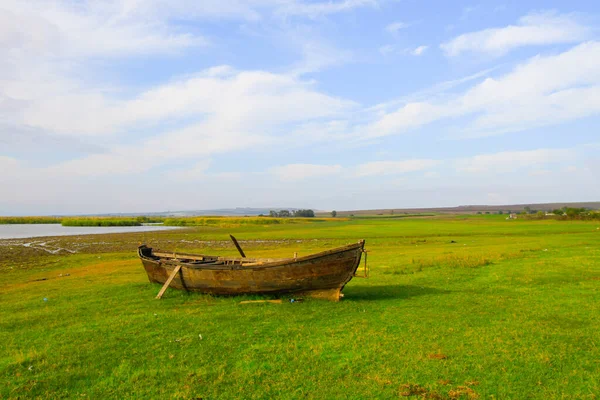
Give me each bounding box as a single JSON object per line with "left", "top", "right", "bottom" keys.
{"left": 139, "top": 241, "right": 365, "bottom": 301}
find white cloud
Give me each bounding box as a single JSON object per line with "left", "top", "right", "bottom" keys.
{"left": 290, "top": 40, "right": 354, "bottom": 75}
{"left": 276, "top": 0, "right": 378, "bottom": 19}
{"left": 270, "top": 164, "right": 343, "bottom": 181}
{"left": 355, "top": 159, "right": 440, "bottom": 177}
{"left": 441, "top": 11, "right": 591, "bottom": 57}
{"left": 363, "top": 102, "right": 450, "bottom": 138}
{"left": 378, "top": 45, "right": 429, "bottom": 57}
{"left": 0, "top": 0, "right": 362, "bottom": 139}
{"left": 368, "top": 67, "right": 498, "bottom": 112}
{"left": 1, "top": 56, "right": 357, "bottom": 178}
{"left": 411, "top": 45, "right": 428, "bottom": 56}
{"left": 456, "top": 148, "right": 574, "bottom": 173}
{"left": 5, "top": 66, "right": 354, "bottom": 138}
{"left": 30, "top": 67, "right": 356, "bottom": 176}
{"left": 360, "top": 41, "right": 600, "bottom": 139}
{"left": 456, "top": 41, "right": 600, "bottom": 137}
{"left": 0, "top": 1, "right": 207, "bottom": 59}
{"left": 386, "top": 21, "right": 410, "bottom": 34}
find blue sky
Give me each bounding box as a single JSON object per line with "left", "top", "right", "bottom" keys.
{"left": 1, "top": 0, "right": 599, "bottom": 215}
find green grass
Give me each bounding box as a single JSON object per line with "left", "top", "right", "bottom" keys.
{"left": 0, "top": 216, "right": 62, "bottom": 224}
{"left": 0, "top": 216, "right": 165, "bottom": 226}
{"left": 1, "top": 215, "right": 599, "bottom": 399}
{"left": 61, "top": 218, "right": 142, "bottom": 227}
{"left": 61, "top": 216, "right": 166, "bottom": 226}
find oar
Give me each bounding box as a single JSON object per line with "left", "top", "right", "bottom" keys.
{"left": 229, "top": 235, "right": 246, "bottom": 258}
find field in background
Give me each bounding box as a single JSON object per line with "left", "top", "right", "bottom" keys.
{"left": 0, "top": 216, "right": 342, "bottom": 227}
{"left": 1, "top": 215, "right": 599, "bottom": 399}
{"left": 324, "top": 201, "right": 600, "bottom": 216}
{"left": 162, "top": 216, "right": 341, "bottom": 226}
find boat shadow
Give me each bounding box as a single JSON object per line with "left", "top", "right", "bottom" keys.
{"left": 344, "top": 284, "right": 449, "bottom": 301}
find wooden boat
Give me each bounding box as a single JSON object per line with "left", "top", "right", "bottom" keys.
{"left": 138, "top": 239, "right": 366, "bottom": 301}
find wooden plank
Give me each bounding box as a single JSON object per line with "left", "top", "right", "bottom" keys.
{"left": 239, "top": 300, "right": 283, "bottom": 305}
{"left": 156, "top": 265, "right": 182, "bottom": 299}
{"left": 153, "top": 252, "right": 211, "bottom": 261}
{"left": 229, "top": 235, "right": 246, "bottom": 258}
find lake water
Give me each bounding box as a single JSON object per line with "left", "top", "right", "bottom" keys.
{"left": 0, "top": 224, "right": 182, "bottom": 240}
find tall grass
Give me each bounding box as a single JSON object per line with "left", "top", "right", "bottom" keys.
{"left": 61, "top": 218, "right": 142, "bottom": 227}
{"left": 0, "top": 216, "right": 62, "bottom": 224}
{"left": 0, "top": 216, "right": 166, "bottom": 226}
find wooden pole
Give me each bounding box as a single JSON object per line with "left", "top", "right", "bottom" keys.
{"left": 156, "top": 265, "right": 182, "bottom": 299}
{"left": 239, "top": 300, "right": 283, "bottom": 305}
{"left": 229, "top": 235, "right": 246, "bottom": 258}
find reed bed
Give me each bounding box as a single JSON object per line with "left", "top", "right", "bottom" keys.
{"left": 61, "top": 218, "right": 142, "bottom": 227}
{"left": 0, "top": 216, "right": 62, "bottom": 224}
{"left": 0, "top": 216, "right": 166, "bottom": 226}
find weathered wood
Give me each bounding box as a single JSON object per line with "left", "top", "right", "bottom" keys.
{"left": 294, "top": 288, "right": 342, "bottom": 302}
{"left": 155, "top": 264, "right": 182, "bottom": 299}
{"left": 239, "top": 300, "right": 283, "bottom": 305}
{"left": 153, "top": 252, "right": 216, "bottom": 262}
{"left": 229, "top": 235, "right": 246, "bottom": 258}
{"left": 139, "top": 240, "right": 366, "bottom": 301}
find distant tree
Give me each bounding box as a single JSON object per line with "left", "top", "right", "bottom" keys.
{"left": 498, "top": 211, "right": 503, "bottom": 215}
{"left": 485, "top": 211, "right": 490, "bottom": 214}
{"left": 536, "top": 211, "right": 545, "bottom": 219}
{"left": 279, "top": 210, "right": 291, "bottom": 217}
{"left": 294, "top": 209, "right": 315, "bottom": 217}
{"left": 391, "top": 210, "right": 394, "bottom": 215}
{"left": 269, "top": 210, "right": 278, "bottom": 217}
{"left": 565, "top": 207, "right": 586, "bottom": 218}
{"left": 524, "top": 206, "right": 532, "bottom": 214}
{"left": 331, "top": 210, "right": 337, "bottom": 217}
{"left": 258, "top": 213, "right": 264, "bottom": 217}
{"left": 477, "top": 211, "right": 482, "bottom": 215}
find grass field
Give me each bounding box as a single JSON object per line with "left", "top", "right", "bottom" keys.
{"left": 1, "top": 215, "right": 599, "bottom": 399}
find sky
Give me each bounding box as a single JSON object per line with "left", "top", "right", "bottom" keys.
{"left": 1, "top": 0, "right": 600, "bottom": 215}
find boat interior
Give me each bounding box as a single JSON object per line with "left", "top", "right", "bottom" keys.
{"left": 139, "top": 246, "right": 287, "bottom": 267}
